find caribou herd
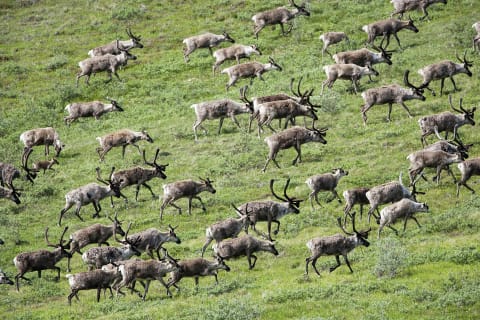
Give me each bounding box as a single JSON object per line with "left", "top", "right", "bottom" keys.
{"left": 3, "top": 0, "right": 480, "bottom": 308}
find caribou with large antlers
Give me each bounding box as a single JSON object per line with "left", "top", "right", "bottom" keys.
{"left": 88, "top": 28, "right": 143, "bottom": 57}
{"left": 252, "top": 0, "right": 311, "bottom": 39}
{"left": 418, "top": 52, "right": 473, "bottom": 96}
{"left": 110, "top": 148, "right": 168, "bottom": 205}
{"left": 237, "top": 179, "right": 302, "bottom": 241}
{"left": 262, "top": 125, "right": 328, "bottom": 172}
{"left": 305, "top": 213, "right": 371, "bottom": 276}
{"left": 58, "top": 167, "right": 123, "bottom": 226}
{"left": 361, "top": 70, "right": 426, "bottom": 125}
{"left": 419, "top": 95, "right": 476, "bottom": 146}
{"left": 13, "top": 227, "right": 72, "bottom": 291}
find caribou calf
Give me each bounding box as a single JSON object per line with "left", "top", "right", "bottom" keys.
{"left": 167, "top": 257, "right": 230, "bottom": 291}
{"left": 305, "top": 213, "right": 370, "bottom": 276}
{"left": 262, "top": 126, "right": 328, "bottom": 172}
{"left": 305, "top": 168, "right": 348, "bottom": 208}
{"left": 221, "top": 57, "right": 282, "bottom": 91}
{"left": 183, "top": 31, "right": 234, "bottom": 62}
{"left": 64, "top": 99, "right": 124, "bottom": 126}
{"left": 213, "top": 44, "right": 262, "bottom": 74}
{"left": 377, "top": 198, "right": 429, "bottom": 238}
{"left": 96, "top": 129, "right": 153, "bottom": 161}
{"left": 213, "top": 235, "right": 279, "bottom": 270}
{"left": 160, "top": 178, "right": 216, "bottom": 219}
{"left": 321, "top": 64, "right": 378, "bottom": 95}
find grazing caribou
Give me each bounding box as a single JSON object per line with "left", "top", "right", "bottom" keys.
{"left": 20, "top": 127, "right": 64, "bottom": 158}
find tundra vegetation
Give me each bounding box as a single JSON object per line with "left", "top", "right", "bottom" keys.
{"left": 0, "top": 1, "right": 479, "bottom": 319}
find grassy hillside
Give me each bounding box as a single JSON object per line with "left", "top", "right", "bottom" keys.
{"left": 0, "top": 0, "right": 479, "bottom": 319}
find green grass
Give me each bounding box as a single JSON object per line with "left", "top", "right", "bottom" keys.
{"left": 1, "top": 0, "right": 480, "bottom": 319}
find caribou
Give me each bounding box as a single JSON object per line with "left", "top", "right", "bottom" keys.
{"left": 160, "top": 178, "right": 216, "bottom": 219}
{"left": 305, "top": 213, "right": 371, "bottom": 276}
{"left": 360, "top": 70, "right": 426, "bottom": 125}
{"left": 64, "top": 98, "right": 124, "bottom": 126}
{"left": 377, "top": 199, "right": 429, "bottom": 238}
{"left": 305, "top": 168, "right": 349, "bottom": 208}
{"left": 237, "top": 179, "right": 302, "bottom": 240}
{"left": 406, "top": 149, "right": 462, "bottom": 185}
{"left": 13, "top": 227, "right": 72, "bottom": 291}
{"left": 321, "top": 64, "right": 379, "bottom": 95}
{"left": 456, "top": 157, "right": 480, "bottom": 197}
{"left": 126, "top": 225, "right": 181, "bottom": 260}
{"left": 418, "top": 95, "right": 476, "bottom": 146}
{"left": 58, "top": 167, "right": 123, "bottom": 226}
{"left": 390, "top": 0, "right": 447, "bottom": 20}
{"left": 418, "top": 52, "right": 473, "bottom": 96}
{"left": 96, "top": 129, "right": 154, "bottom": 162}
{"left": 76, "top": 41, "right": 137, "bottom": 87}
{"left": 110, "top": 148, "right": 168, "bottom": 204}
{"left": 212, "top": 44, "right": 262, "bottom": 74}
{"left": 88, "top": 28, "right": 143, "bottom": 57}
{"left": 252, "top": 0, "right": 310, "bottom": 39}
{"left": 20, "top": 127, "right": 64, "bottom": 158}
{"left": 183, "top": 31, "right": 235, "bottom": 62}
{"left": 319, "top": 31, "right": 349, "bottom": 59}
{"left": 362, "top": 17, "right": 419, "bottom": 50}
{"left": 262, "top": 125, "right": 328, "bottom": 172}
{"left": 221, "top": 56, "right": 282, "bottom": 91}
